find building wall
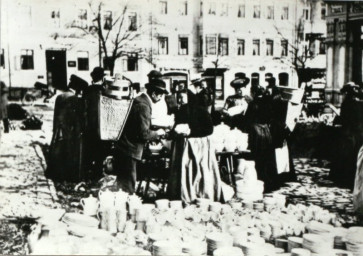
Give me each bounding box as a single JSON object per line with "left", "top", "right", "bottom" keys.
{"left": 325, "top": 1, "right": 363, "bottom": 105}
{"left": 0, "top": 0, "right": 327, "bottom": 101}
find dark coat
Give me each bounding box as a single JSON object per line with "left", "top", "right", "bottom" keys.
{"left": 117, "top": 93, "right": 159, "bottom": 160}
{"left": 47, "top": 90, "right": 85, "bottom": 181}
{"left": 0, "top": 81, "right": 9, "bottom": 119}
{"left": 83, "top": 84, "right": 104, "bottom": 138}
{"left": 173, "top": 92, "right": 213, "bottom": 138}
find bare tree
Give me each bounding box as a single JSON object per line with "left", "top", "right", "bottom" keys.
{"left": 274, "top": 0, "right": 322, "bottom": 86}
{"left": 69, "top": 0, "right": 145, "bottom": 76}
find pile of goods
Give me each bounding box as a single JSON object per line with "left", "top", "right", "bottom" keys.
{"left": 234, "top": 159, "right": 264, "bottom": 202}
{"left": 211, "top": 123, "right": 249, "bottom": 152}
{"left": 27, "top": 186, "right": 363, "bottom": 256}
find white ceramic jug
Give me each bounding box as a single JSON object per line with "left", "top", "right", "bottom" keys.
{"left": 98, "top": 188, "right": 115, "bottom": 209}
{"left": 114, "top": 189, "right": 128, "bottom": 210}
{"left": 81, "top": 195, "right": 99, "bottom": 216}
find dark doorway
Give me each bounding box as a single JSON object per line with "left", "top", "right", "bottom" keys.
{"left": 46, "top": 50, "right": 67, "bottom": 90}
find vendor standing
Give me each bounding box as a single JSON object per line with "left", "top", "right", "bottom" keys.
{"left": 167, "top": 85, "right": 223, "bottom": 203}
{"left": 83, "top": 67, "right": 108, "bottom": 180}
{"left": 330, "top": 82, "right": 363, "bottom": 189}
{"left": 114, "top": 79, "right": 167, "bottom": 194}
{"left": 222, "top": 73, "right": 252, "bottom": 130}
{"left": 47, "top": 75, "right": 88, "bottom": 181}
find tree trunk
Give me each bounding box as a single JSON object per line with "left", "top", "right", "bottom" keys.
{"left": 109, "top": 60, "right": 115, "bottom": 76}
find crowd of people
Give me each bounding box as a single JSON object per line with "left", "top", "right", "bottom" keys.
{"left": 47, "top": 67, "right": 302, "bottom": 204}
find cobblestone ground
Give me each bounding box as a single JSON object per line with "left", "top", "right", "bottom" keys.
{"left": 0, "top": 104, "right": 58, "bottom": 255}
{"left": 0, "top": 104, "right": 359, "bottom": 254}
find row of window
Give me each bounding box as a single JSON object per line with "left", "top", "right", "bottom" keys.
{"left": 4, "top": 49, "right": 138, "bottom": 72}
{"left": 157, "top": 37, "right": 289, "bottom": 57}
{"left": 51, "top": 9, "right": 137, "bottom": 31}
{"left": 0, "top": 49, "right": 90, "bottom": 71}
{"left": 159, "top": 1, "right": 291, "bottom": 20}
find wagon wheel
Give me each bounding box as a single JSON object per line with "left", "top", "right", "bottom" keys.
{"left": 22, "top": 92, "right": 36, "bottom": 106}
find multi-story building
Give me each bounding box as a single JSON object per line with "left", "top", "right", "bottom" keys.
{"left": 325, "top": 1, "right": 363, "bottom": 106}
{"left": 0, "top": 0, "right": 326, "bottom": 103}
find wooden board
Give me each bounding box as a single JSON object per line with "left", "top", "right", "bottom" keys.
{"left": 98, "top": 95, "right": 133, "bottom": 141}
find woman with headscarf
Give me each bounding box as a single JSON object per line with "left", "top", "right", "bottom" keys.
{"left": 167, "top": 88, "right": 223, "bottom": 203}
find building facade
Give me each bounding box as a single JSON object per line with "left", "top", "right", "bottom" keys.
{"left": 0, "top": 0, "right": 326, "bottom": 103}
{"left": 325, "top": 0, "right": 363, "bottom": 105}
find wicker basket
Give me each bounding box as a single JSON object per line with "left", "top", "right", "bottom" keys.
{"left": 98, "top": 95, "right": 133, "bottom": 141}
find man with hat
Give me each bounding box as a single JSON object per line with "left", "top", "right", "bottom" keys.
{"left": 191, "top": 78, "right": 213, "bottom": 112}
{"left": 222, "top": 73, "right": 251, "bottom": 129}
{"left": 114, "top": 78, "right": 167, "bottom": 194}
{"left": 82, "top": 67, "right": 107, "bottom": 180}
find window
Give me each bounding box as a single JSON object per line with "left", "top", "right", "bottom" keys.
{"left": 128, "top": 13, "right": 137, "bottom": 31}
{"left": 266, "top": 40, "right": 274, "bottom": 56}
{"left": 321, "top": 5, "right": 326, "bottom": 20}
{"left": 104, "top": 11, "right": 112, "bottom": 30}
{"left": 279, "top": 73, "right": 289, "bottom": 86}
{"left": 21, "top": 49, "right": 34, "bottom": 70}
{"left": 123, "top": 53, "right": 138, "bottom": 71}
{"left": 220, "top": 3, "right": 228, "bottom": 16}
{"left": 200, "top": 1, "right": 203, "bottom": 16}
{"left": 251, "top": 73, "right": 260, "bottom": 87}
{"left": 206, "top": 36, "right": 217, "bottom": 55}
{"left": 199, "top": 36, "right": 203, "bottom": 55}
{"left": 208, "top": 2, "right": 216, "bottom": 15}
{"left": 253, "top": 5, "right": 261, "bottom": 18}
{"left": 76, "top": 9, "right": 87, "bottom": 28}
{"left": 179, "top": 1, "right": 188, "bottom": 15}
{"left": 252, "top": 40, "right": 260, "bottom": 56}
{"left": 319, "top": 40, "right": 326, "bottom": 54}
{"left": 267, "top": 6, "right": 274, "bottom": 19}
{"left": 281, "top": 6, "right": 289, "bottom": 20}
{"left": 158, "top": 37, "right": 168, "bottom": 54}
{"left": 281, "top": 40, "right": 288, "bottom": 56}
{"left": 219, "top": 38, "right": 228, "bottom": 55}
{"left": 179, "top": 37, "right": 188, "bottom": 55}
{"left": 237, "top": 39, "right": 245, "bottom": 55}
{"left": 77, "top": 51, "right": 89, "bottom": 71}
{"left": 238, "top": 4, "right": 245, "bottom": 18}
{"left": 51, "top": 9, "right": 60, "bottom": 27}
{"left": 303, "top": 8, "right": 310, "bottom": 20}
{"left": 1, "top": 49, "right": 4, "bottom": 68}
{"left": 160, "top": 1, "right": 167, "bottom": 14}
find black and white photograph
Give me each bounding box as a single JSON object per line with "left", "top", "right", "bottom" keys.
{"left": 1, "top": 0, "right": 363, "bottom": 255}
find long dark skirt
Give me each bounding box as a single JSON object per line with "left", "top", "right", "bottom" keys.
{"left": 167, "top": 136, "right": 222, "bottom": 203}
{"left": 249, "top": 124, "right": 280, "bottom": 193}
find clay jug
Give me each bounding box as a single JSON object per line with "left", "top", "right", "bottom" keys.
{"left": 98, "top": 188, "right": 114, "bottom": 209}
{"left": 81, "top": 194, "right": 99, "bottom": 216}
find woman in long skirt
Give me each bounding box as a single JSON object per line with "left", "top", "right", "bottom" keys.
{"left": 167, "top": 90, "right": 223, "bottom": 203}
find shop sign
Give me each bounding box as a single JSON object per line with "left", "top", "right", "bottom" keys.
{"left": 331, "top": 5, "right": 343, "bottom": 14}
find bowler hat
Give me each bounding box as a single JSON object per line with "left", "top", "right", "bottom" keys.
{"left": 90, "top": 67, "right": 105, "bottom": 78}
{"left": 341, "top": 81, "right": 359, "bottom": 94}
{"left": 190, "top": 78, "right": 204, "bottom": 86}
{"left": 145, "top": 79, "right": 168, "bottom": 94}
{"left": 147, "top": 70, "right": 163, "bottom": 80}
